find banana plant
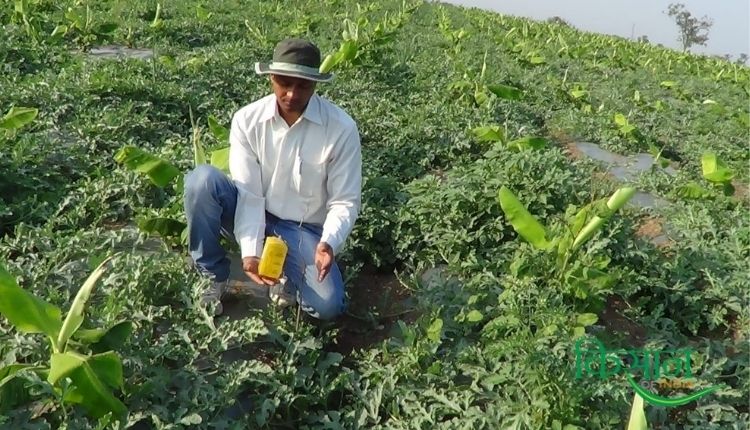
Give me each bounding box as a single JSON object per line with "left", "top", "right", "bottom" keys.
{"left": 626, "top": 393, "right": 648, "bottom": 430}
{"left": 53, "top": 4, "right": 118, "bottom": 48}
{"left": 114, "top": 114, "right": 229, "bottom": 241}
{"left": 498, "top": 186, "right": 635, "bottom": 310}
{"left": 320, "top": 1, "right": 419, "bottom": 74}
{"left": 11, "top": 0, "right": 42, "bottom": 43}
{"left": 437, "top": 6, "right": 467, "bottom": 54}
{"left": 192, "top": 107, "right": 230, "bottom": 170}
{"left": 701, "top": 152, "right": 735, "bottom": 195}
{"left": 149, "top": 3, "right": 163, "bottom": 29}
{"left": 448, "top": 52, "right": 523, "bottom": 107}
{"left": 195, "top": 5, "right": 213, "bottom": 23}
{"left": 319, "top": 19, "right": 360, "bottom": 73}
{"left": 674, "top": 152, "right": 736, "bottom": 199}
{"left": 509, "top": 40, "right": 546, "bottom": 66}
{"left": 563, "top": 83, "right": 592, "bottom": 112}
{"left": 498, "top": 185, "right": 635, "bottom": 259}
{"left": 472, "top": 125, "right": 548, "bottom": 154}
{"left": 613, "top": 113, "right": 639, "bottom": 141}
{"left": 0, "top": 258, "right": 131, "bottom": 419}
{"left": 0, "top": 106, "right": 38, "bottom": 136}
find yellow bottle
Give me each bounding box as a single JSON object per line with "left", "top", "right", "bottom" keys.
{"left": 258, "top": 236, "right": 288, "bottom": 280}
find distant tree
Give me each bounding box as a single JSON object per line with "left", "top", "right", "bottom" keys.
{"left": 547, "top": 16, "right": 572, "bottom": 28}
{"left": 665, "top": 3, "right": 713, "bottom": 52}
{"left": 736, "top": 53, "right": 749, "bottom": 65}
{"left": 636, "top": 35, "right": 650, "bottom": 43}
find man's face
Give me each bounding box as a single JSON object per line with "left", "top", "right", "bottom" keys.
{"left": 270, "top": 74, "right": 316, "bottom": 114}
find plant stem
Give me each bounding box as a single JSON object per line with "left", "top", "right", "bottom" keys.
{"left": 558, "top": 252, "right": 571, "bottom": 282}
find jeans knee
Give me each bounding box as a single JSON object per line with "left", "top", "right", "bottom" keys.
{"left": 185, "top": 164, "right": 222, "bottom": 202}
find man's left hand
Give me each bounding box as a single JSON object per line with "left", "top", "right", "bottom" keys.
{"left": 315, "top": 242, "right": 334, "bottom": 282}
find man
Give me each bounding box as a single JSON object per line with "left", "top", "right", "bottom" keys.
{"left": 183, "top": 38, "right": 362, "bottom": 319}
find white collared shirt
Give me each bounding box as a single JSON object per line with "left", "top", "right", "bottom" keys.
{"left": 229, "top": 93, "right": 362, "bottom": 258}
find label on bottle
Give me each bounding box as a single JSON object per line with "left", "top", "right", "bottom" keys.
{"left": 258, "top": 236, "right": 288, "bottom": 280}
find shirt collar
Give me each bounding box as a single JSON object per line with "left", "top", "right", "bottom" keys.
{"left": 301, "top": 94, "right": 323, "bottom": 126}
{"left": 260, "top": 94, "right": 323, "bottom": 126}
{"left": 260, "top": 95, "right": 277, "bottom": 123}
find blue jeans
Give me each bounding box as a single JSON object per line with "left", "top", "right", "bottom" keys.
{"left": 183, "top": 164, "right": 346, "bottom": 320}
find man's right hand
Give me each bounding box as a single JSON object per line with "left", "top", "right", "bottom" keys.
{"left": 242, "top": 257, "right": 277, "bottom": 286}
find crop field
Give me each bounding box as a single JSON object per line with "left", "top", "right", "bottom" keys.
{"left": 0, "top": 0, "right": 748, "bottom": 429}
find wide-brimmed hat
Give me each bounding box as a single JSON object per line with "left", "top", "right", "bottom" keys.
{"left": 255, "top": 38, "right": 333, "bottom": 83}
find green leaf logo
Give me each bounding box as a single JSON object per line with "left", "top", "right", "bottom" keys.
{"left": 626, "top": 375, "right": 721, "bottom": 407}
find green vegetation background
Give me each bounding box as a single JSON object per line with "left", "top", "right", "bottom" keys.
{"left": 0, "top": 0, "right": 747, "bottom": 428}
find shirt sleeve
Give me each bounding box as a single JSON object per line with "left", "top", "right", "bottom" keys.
{"left": 319, "top": 124, "right": 362, "bottom": 254}
{"left": 229, "top": 111, "right": 266, "bottom": 258}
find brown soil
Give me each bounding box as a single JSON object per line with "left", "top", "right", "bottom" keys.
{"left": 432, "top": 167, "right": 447, "bottom": 182}
{"left": 733, "top": 179, "right": 749, "bottom": 201}
{"left": 635, "top": 216, "right": 674, "bottom": 248}
{"left": 599, "top": 295, "right": 648, "bottom": 347}
{"left": 329, "top": 265, "right": 418, "bottom": 355}
{"left": 591, "top": 170, "right": 612, "bottom": 182}
{"left": 101, "top": 219, "right": 130, "bottom": 230}
{"left": 549, "top": 129, "right": 586, "bottom": 161}
{"left": 636, "top": 217, "right": 663, "bottom": 238}
{"left": 548, "top": 128, "right": 577, "bottom": 145}
{"left": 221, "top": 342, "right": 276, "bottom": 366}
{"left": 564, "top": 141, "right": 585, "bottom": 160}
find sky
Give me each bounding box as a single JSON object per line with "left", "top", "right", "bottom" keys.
{"left": 442, "top": 0, "right": 750, "bottom": 60}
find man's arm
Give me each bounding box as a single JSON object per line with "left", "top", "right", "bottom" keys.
{"left": 229, "top": 111, "right": 265, "bottom": 259}
{"left": 319, "top": 124, "right": 362, "bottom": 255}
